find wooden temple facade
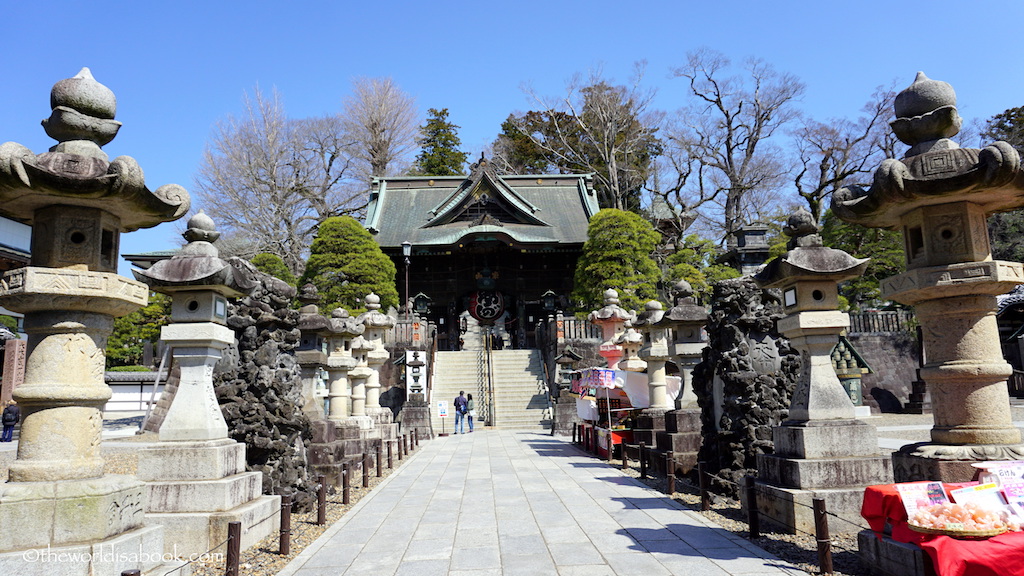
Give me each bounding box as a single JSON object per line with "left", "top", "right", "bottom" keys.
{"left": 364, "top": 159, "right": 598, "bottom": 350}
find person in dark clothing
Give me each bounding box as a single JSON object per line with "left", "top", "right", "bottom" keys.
{"left": 2, "top": 400, "right": 20, "bottom": 442}
{"left": 453, "top": 391, "right": 468, "bottom": 434}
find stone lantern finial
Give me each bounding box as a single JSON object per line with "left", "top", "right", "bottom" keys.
{"left": 43, "top": 67, "right": 122, "bottom": 155}
{"left": 890, "top": 72, "right": 962, "bottom": 154}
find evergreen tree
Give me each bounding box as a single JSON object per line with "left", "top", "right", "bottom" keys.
{"left": 411, "top": 108, "right": 468, "bottom": 176}
{"left": 664, "top": 234, "right": 740, "bottom": 304}
{"left": 572, "top": 209, "right": 662, "bottom": 313}
{"left": 106, "top": 292, "right": 170, "bottom": 368}
{"left": 820, "top": 210, "right": 904, "bottom": 310}
{"left": 250, "top": 253, "right": 296, "bottom": 286}
{"left": 300, "top": 216, "right": 398, "bottom": 313}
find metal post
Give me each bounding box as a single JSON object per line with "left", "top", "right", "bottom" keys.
{"left": 279, "top": 493, "right": 291, "bottom": 555}
{"left": 342, "top": 462, "right": 351, "bottom": 505}
{"left": 745, "top": 476, "right": 760, "bottom": 539}
{"left": 698, "top": 461, "right": 710, "bottom": 511}
{"left": 814, "top": 498, "right": 834, "bottom": 574}
{"left": 620, "top": 444, "right": 629, "bottom": 470}
{"left": 316, "top": 474, "right": 326, "bottom": 526}
{"left": 362, "top": 452, "right": 370, "bottom": 488}
{"left": 397, "top": 438, "right": 403, "bottom": 461}
{"left": 388, "top": 440, "right": 394, "bottom": 468}
{"left": 665, "top": 452, "right": 675, "bottom": 495}
{"left": 639, "top": 442, "right": 647, "bottom": 479}
{"left": 376, "top": 443, "right": 383, "bottom": 477}
{"left": 404, "top": 433, "right": 410, "bottom": 456}
{"left": 225, "top": 521, "right": 241, "bottom": 576}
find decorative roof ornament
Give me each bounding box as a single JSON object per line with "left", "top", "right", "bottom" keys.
{"left": 831, "top": 72, "right": 1021, "bottom": 229}
{"left": 0, "top": 68, "right": 190, "bottom": 231}
{"left": 755, "top": 209, "right": 869, "bottom": 288}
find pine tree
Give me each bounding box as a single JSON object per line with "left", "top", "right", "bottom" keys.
{"left": 571, "top": 209, "right": 662, "bottom": 313}
{"left": 411, "top": 108, "right": 468, "bottom": 176}
{"left": 250, "top": 253, "right": 296, "bottom": 286}
{"left": 299, "top": 217, "right": 398, "bottom": 314}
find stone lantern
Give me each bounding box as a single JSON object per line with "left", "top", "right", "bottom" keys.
{"left": 832, "top": 72, "right": 1024, "bottom": 481}
{"left": 752, "top": 208, "right": 892, "bottom": 534}
{"left": 133, "top": 211, "right": 257, "bottom": 441}
{"left": 589, "top": 289, "right": 632, "bottom": 370}
{"left": 357, "top": 293, "right": 395, "bottom": 416}
{"left": 0, "top": 68, "right": 188, "bottom": 568}
{"left": 325, "top": 308, "right": 364, "bottom": 421}
{"left": 633, "top": 301, "right": 671, "bottom": 410}
{"left": 296, "top": 283, "right": 331, "bottom": 420}
{"left": 132, "top": 211, "right": 279, "bottom": 554}
{"left": 664, "top": 280, "right": 708, "bottom": 409}
{"left": 616, "top": 327, "right": 647, "bottom": 373}
{"left": 348, "top": 334, "right": 375, "bottom": 420}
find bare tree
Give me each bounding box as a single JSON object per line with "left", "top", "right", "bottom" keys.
{"left": 792, "top": 85, "right": 896, "bottom": 222}
{"left": 194, "top": 88, "right": 362, "bottom": 275}
{"left": 340, "top": 77, "right": 419, "bottom": 182}
{"left": 663, "top": 49, "right": 805, "bottom": 241}
{"left": 519, "top": 63, "right": 664, "bottom": 210}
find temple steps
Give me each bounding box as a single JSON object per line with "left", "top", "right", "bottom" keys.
{"left": 429, "top": 349, "right": 551, "bottom": 433}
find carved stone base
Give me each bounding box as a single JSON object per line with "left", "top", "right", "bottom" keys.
{"left": 892, "top": 442, "right": 1024, "bottom": 482}
{"left": 755, "top": 482, "right": 875, "bottom": 535}
{"left": 0, "top": 474, "right": 147, "bottom": 552}
{"left": 0, "top": 525, "right": 188, "bottom": 576}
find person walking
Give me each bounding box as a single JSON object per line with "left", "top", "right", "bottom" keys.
{"left": 2, "top": 400, "right": 19, "bottom": 442}
{"left": 467, "top": 393, "right": 476, "bottom": 433}
{"left": 454, "top": 391, "right": 468, "bottom": 434}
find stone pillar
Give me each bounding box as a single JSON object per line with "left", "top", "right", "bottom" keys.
{"left": 832, "top": 72, "right": 1024, "bottom": 482}
{"left": 157, "top": 323, "right": 232, "bottom": 441}
{"left": 349, "top": 335, "right": 373, "bottom": 418}
{"left": 1, "top": 338, "right": 25, "bottom": 405}
{"left": 326, "top": 308, "right": 362, "bottom": 421}
{"left": 0, "top": 68, "right": 190, "bottom": 573}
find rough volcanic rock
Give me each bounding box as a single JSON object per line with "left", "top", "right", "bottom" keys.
{"left": 214, "top": 268, "right": 315, "bottom": 511}
{"left": 691, "top": 276, "right": 799, "bottom": 497}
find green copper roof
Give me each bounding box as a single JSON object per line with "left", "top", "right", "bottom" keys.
{"left": 365, "top": 167, "right": 598, "bottom": 249}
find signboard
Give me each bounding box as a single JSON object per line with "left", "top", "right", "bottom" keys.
{"left": 437, "top": 400, "right": 449, "bottom": 418}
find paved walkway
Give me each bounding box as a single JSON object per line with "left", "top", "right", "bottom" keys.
{"left": 278, "top": 430, "right": 807, "bottom": 576}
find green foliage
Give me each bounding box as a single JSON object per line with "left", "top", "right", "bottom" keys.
{"left": 664, "top": 234, "right": 740, "bottom": 304}
{"left": 250, "top": 253, "right": 296, "bottom": 286}
{"left": 572, "top": 209, "right": 662, "bottom": 312}
{"left": 300, "top": 216, "right": 398, "bottom": 313}
{"left": 108, "top": 365, "right": 151, "bottom": 372}
{"left": 983, "top": 107, "right": 1024, "bottom": 262}
{"left": 411, "top": 108, "right": 468, "bottom": 176}
{"left": 820, "top": 210, "right": 904, "bottom": 310}
{"left": 106, "top": 293, "right": 170, "bottom": 368}
{"left": 493, "top": 114, "right": 553, "bottom": 174}
{"left": 0, "top": 315, "right": 17, "bottom": 333}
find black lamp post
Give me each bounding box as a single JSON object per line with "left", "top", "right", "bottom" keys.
{"left": 401, "top": 241, "right": 412, "bottom": 321}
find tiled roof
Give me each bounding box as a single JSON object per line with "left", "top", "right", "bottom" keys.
{"left": 365, "top": 168, "right": 598, "bottom": 249}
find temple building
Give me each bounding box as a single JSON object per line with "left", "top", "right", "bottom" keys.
{"left": 364, "top": 158, "right": 598, "bottom": 350}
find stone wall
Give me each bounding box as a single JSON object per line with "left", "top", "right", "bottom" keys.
{"left": 846, "top": 331, "right": 919, "bottom": 413}
{"left": 214, "top": 271, "right": 316, "bottom": 511}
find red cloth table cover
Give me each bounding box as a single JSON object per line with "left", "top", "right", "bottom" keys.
{"left": 862, "top": 483, "right": 1024, "bottom": 576}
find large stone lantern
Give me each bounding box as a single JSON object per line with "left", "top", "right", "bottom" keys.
{"left": 588, "top": 289, "right": 632, "bottom": 370}
{"left": 133, "top": 211, "right": 257, "bottom": 441}
{"left": 752, "top": 209, "right": 892, "bottom": 534}
{"left": 0, "top": 68, "right": 188, "bottom": 569}
{"left": 296, "top": 283, "right": 331, "bottom": 420}
{"left": 832, "top": 72, "right": 1024, "bottom": 481}
{"left": 633, "top": 301, "right": 672, "bottom": 410}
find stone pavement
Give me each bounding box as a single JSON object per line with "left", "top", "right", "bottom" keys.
{"left": 277, "top": 430, "right": 807, "bottom": 576}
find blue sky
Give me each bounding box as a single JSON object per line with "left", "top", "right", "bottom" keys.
{"left": 5, "top": 1, "right": 1024, "bottom": 275}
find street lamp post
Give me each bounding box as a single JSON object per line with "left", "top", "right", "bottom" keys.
{"left": 401, "top": 241, "right": 412, "bottom": 322}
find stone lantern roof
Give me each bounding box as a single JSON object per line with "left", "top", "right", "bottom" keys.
{"left": 664, "top": 280, "right": 708, "bottom": 325}
{"left": 133, "top": 211, "right": 258, "bottom": 298}
{"left": 297, "top": 283, "right": 330, "bottom": 333}
{"left": 755, "top": 209, "right": 869, "bottom": 288}
{"left": 631, "top": 300, "right": 666, "bottom": 329}
{"left": 831, "top": 72, "right": 1023, "bottom": 229}
{"left": 327, "top": 307, "right": 365, "bottom": 337}
{"left": 0, "top": 68, "right": 189, "bottom": 231}
{"left": 588, "top": 289, "right": 633, "bottom": 324}
{"left": 356, "top": 293, "right": 395, "bottom": 329}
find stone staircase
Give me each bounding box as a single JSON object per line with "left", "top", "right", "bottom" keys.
{"left": 429, "top": 349, "right": 551, "bottom": 433}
